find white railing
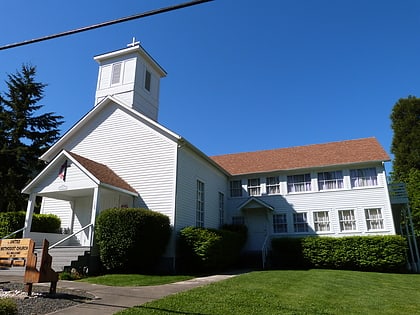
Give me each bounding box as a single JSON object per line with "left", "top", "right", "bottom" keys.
{"left": 1, "top": 226, "right": 27, "bottom": 239}
{"left": 261, "top": 234, "right": 270, "bottom": 269}
{"left": 48, "top": 223, "right": 93, "bottom": 250}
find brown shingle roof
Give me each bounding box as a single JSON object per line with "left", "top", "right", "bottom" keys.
{"left": 67, "top": 151, "right": 137, "bottom": 194}
{"left": 210, "top": 138, "right": 390, "bottom": 175}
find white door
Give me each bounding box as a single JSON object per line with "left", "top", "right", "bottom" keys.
{"left": 245, "top": 210, "right": 268, "bottom": 251}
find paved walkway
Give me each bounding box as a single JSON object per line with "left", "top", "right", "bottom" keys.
{"left": 1, "top": 271, "right": 245, "bottom": 315}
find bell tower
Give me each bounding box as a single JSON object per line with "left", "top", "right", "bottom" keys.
{"left": 94, "top": 39, "right": 167, "bottom": 121}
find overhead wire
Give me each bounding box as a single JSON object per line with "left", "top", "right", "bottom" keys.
{"left": 0, "top": 0, "right": 214, "bottom": 51}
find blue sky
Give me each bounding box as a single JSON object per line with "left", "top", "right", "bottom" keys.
{"left": 1, "top": 0, "right": 420, "bottom": 174}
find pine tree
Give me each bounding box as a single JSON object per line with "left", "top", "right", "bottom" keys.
{"left": 390, "top": 95, "right": 420, "bottom": 233}
{"left": 0, "top": 64, "right": 63, "bottom": 212}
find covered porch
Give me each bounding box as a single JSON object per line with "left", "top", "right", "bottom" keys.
{"left": 21, "top": 150, "right": 138, "bottom": 255}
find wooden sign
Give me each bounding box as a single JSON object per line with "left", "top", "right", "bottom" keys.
{"left": 0, "top": 238, "right": 32, "bottom": 259}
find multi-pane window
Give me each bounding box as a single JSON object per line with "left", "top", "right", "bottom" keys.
{"left": 318, "top": 171, "right": 344, "bottom": 190}
{"left": 365, "top": 208, "right": 384, "bottom": 230}
{"left": 313, "top": 211, "right": 330, "bottom": 232}
{"left": 230, "top": 180, "right": 242, "bottom": 197}
{"left": 111, "top": 62, "right": 122, "bottom": 85}
{"left": 145, "top": 69, "right": 151, "bottom": 91}
{"left": 232, "top": 216, "right": 245, "bottom": 225}
{"left": 196, "top": 180, "right": 205, "bottom": 227}
{"left": 350, "top": 168, "right": 378, "bottom": 188}
{"left": 248, "top": 178, "right": 261, "bottom": 196}
{"left": 266, "top": 176, "right": 280, "bottom": 194}
{"left": 273, "top": 214, "right": 287, "bottom": 233}
{"left": 293, "top": 213, "right": 309, "bottom": 232}
{"left": 338, "top": 209, "right": 357, "bottom": 231}
{"left": 219, "top": 192, "right": 224, "bottom": 227}
{"left": 287, "top": 174, "right": 311, "bottom": 193}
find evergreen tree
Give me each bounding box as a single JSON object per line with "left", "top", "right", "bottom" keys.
{"left": 0, "top": 64, "right": 63, "bottom": 212}
{"left": 390, "top": 95, "right": 420, "bottom": 233}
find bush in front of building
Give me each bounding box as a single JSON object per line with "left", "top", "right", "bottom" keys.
{"left": 0, "top": 298, "right": 18, "bottom": 315}
{"left": 271, "top": 235, "right": 408, "bottom": 273}
{"left": 95, "top": 207, "right": 171, "bottom": 273}
{"left": 177, "top": 225, "right": 247, "bottom": 272}
{"left": 0, "top": 211, "right": 61, "bottom": 237}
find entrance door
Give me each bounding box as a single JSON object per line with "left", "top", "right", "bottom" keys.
{"left": 245, "top": 210, "right": 268, "bottom": 251}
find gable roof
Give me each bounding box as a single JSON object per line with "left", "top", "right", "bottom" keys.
{"left": 66, "top": 151, "right": 137, "bottom": 194}
{"left": 210, "top": 138, "right": 390, "bottom": 176}
{"left": 40, "top": 96, "right": 182, "bottom": 162}
{"left": 23, "top": 150, "right": 137, "bottom": 196}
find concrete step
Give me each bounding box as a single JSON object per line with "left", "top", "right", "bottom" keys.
{"left": 35, "top": 246, "right": 91, "bottom": 272}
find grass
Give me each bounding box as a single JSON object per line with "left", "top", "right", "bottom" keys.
{"left": 114, "top": 269, "right": 420, "bottom": 315}
{"left": 79, "top": 274, "right": 194, "bottom": 286}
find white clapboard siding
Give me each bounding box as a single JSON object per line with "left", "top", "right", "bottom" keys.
{"left": 40, "top": 198, "right": 73, "bottom": 230}
{"left": 175, "top": 145, "right": 228, "bottom": 231}
{"left": 57, "top": 103, "right": 178, "bottom": 223}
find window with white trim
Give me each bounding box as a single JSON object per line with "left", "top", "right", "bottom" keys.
{"left": 350, "top": 168, "right": 378, "bottom": 188}
{"left": 338, "top": 209, "right": 357, "bottom": 231}
{"left": 111, "top": 62, "right": 122, "bottom": 85}
{"left": 318, "top": 171, "right": 344, "bottom": 190}
{"left": 273, "top": 214, "right": 287, "bottom": 233}
{"left": 287, "top": 174, "right": 311, "bottom": 193}
{"left": 293, "top": 213, "right": 308, "bottom": 232}
{"left": 248, "top": 178, "right": 261, "bottom": 196}
{"left": 219, "top": 192, "right": 224, "bottom": 227}
{"left": 313, "top": 211, "right": 330, "bottom": 232}
{"left": 232, "top": 216, "right": 245, "bottom": 225}
{"left": 196, "top": 180, "right": 204, "bottom": 227}
{"left": 365, "top": 208, "right": 384, "bottom": 230}
{"left": 230, "top": 180, "right": 242, "bottom": 197}
{"left": 266, "top": 176, "right": 280, "bottom": 194}
{"left": 145, "top": 69, "right": 151, "bottom": 91}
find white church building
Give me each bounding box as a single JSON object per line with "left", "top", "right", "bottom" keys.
{"left": 21, "top": 43, "right": 397, "bottom": 271}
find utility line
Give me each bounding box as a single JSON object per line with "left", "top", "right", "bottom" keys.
{"left": 0, "top": 0, "right": 214, "bottom": 51}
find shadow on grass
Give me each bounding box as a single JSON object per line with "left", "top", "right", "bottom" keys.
{"left": 132, "top": 305, "right": 210, "bottom": 315}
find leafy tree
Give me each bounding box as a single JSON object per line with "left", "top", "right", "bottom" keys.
{"left": 390, "top": 96, "right": 420, "bottom": 233}
{"left": 0, "top": 64, "right": 63, "bottom": 212}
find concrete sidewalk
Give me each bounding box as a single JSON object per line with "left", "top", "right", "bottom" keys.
{"left": 1, "top": 272, "right": 244, "bottom": 315}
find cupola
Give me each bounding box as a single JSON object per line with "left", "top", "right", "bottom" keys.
{"left": 94, "top": 39, "right": 167, "bottom": 121}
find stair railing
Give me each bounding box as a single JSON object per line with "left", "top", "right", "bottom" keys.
{"left": 1, "top": 226, "right": 27, "bottom": 239}
{"left": 261, "top": 233, "right": 270, "bottom": 269}
{"left": 49, "top": 223, "right": 93, "bottom": 250}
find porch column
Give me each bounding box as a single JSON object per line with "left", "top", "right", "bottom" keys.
{"left": 89, "top": 187, "right": 100, "bottom": 247}
{"left": 23, "top": 194, "right": 36, "bottom": 238}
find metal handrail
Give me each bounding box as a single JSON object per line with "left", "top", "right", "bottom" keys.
{"left": 261, "top": 233, "right": 270, "bottom": 269}
{"left": 48, "top": 223, "right": 93, "bottom": 250}
{"left": 1, "top": 226, "right": 27, "bottom": 239}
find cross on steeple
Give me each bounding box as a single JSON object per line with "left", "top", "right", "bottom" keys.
{"left": 127, "top": 37, "right": 140, "bottom": 47}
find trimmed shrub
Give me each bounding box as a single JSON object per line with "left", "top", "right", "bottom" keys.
{"left": 178, "top": 226, "right": 247, "bottom": 272}
{"left": 95, "top": 207, "right": 171, "bottom": 273}
{"left": 0, "top": 211, "right": 61, "bottom": 237}
{"left": 271, "top": 235, "right": 408, "bottom": 273}
{"left": 0, "top": 298, "right": 18, "bottom": 315}
{"left": 271, "top": 237, "right": 308, "bottom": 269}
{"left": 0, "top": 211, "right": 25, "bottom": 238}
{"left": 31, "top": 213, "right": 61, "bottom": 233}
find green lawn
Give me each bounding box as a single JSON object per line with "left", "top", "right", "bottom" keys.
{"left": 79, "top": 274, "right": 194, "bottom": 286}
{"left": 115, "top": 269, "right": 420, "bottom": 315}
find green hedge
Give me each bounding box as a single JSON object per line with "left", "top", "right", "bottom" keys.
{"left": 0, "top": 211, "right": 61, "bottom": 237}
{"left": 271, "top": 235, "right": 408, "bottom": 273}
{"left": 95, "top": 207, "right": 171, "bottom": 273}
{"left": 0, "top": 298, "right": 18, "bottom": 315}
{"left": 178, "top": 226, "right": 247, "bottom": 272}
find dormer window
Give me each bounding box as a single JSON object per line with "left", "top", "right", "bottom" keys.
{"left": 145, "top": 69, "right": 151, "bottom": 91}
{"left": 111, "top": 62, "right": 122, "bottom": 85}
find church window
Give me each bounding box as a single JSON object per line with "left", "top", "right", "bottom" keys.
{"left": 145, "top": 69, "right": 151, "bottom": 91}
{"left": 111, "top": 62, "right": 122, "bottom": 85}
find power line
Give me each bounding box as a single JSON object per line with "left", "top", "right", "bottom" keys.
{"left": 0, "top": 0, "right": 214, "bottom": 51}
